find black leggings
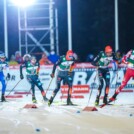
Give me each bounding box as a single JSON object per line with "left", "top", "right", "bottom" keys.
{"left": 97, "top": 68, "right": 110, "bottom": 98}
{"left": 54, "top": 71, "right": 73, "bottom": 96}
{"left": 27, "top": 75, "right": 44, "bottom": 96}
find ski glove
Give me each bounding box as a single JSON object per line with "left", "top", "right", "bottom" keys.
{"left": 50, "top": 73, "right": 54, "bottom": 78}
{"left": 20, "top": 74, "right": 24, "bottom": 79}
{"left": 7, "top": 73, "right": 10, "bottom": 80}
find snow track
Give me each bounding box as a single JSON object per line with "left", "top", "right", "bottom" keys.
{"left": 0, "top": 90, "right": 133, "bottom": 134}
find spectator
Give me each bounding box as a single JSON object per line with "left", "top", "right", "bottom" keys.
{"left": 48, "top": 50, "right": 60, "bottom": 64}
{"left": 115, "top": 50, "right": 122, "bottom": 63}
{"left": 9, "top": 55, "right": 18, "bottom": 66}
{"left": 39, "top": 53, "right": 51, "bottom": 65}
{"left": 116, "top": 50, "right": 122, "bottom": 58}
{"left": 73, "top": 52, "right": 79, "bottom": 61}
{"left": 86, "top": 53, "right": 94, "bottom": 62}
{"left": 15, "top": 51, "right": 23, "bottom": 64}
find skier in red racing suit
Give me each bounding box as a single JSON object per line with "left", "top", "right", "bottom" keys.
{"left": 109, "top": 49, "right": 134, "bottom": 102}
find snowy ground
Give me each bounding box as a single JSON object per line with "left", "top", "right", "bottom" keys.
{"left": 0, "top": 89, "right": 133, "bottom": 134}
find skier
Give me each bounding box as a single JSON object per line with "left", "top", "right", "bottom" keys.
{"left": 91, "top": 46, "right": 119, "bottom": 106}
{"left": 23, "top": 54, "right": 31, "bottom": 64}
{"left": 109, "top": 49, "right": 134, "bottom": 102}
{"left": 20, "top": 55, "right": 48, "bottom": 103}
{"left": 0, "top": 51, "right": 10, "bottom": 102}
{"left": 48, "top": 50, "right": 75, "bottom": 106}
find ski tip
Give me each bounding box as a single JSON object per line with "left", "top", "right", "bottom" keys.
{"left": 99, "top": 100, "right": 113, "bottom": 108}
{"left": 99, "top": 104, "right": 106, "bottom": 108}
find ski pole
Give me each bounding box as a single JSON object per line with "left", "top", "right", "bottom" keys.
{"left": 87, "top": 70, "right": 98, "bottom": 106}
{"left": 26, "top": 88, "right": 31, "bottom": 97}
{"left": 6, "top": 79, "right": 22, "bottom": 97}
{"left": 113, "top": 71, "right": 119, "bottom": 104}
{"left": 45, "top": 78, "right": 53, "bottom": 95}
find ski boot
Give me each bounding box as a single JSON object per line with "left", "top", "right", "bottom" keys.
{"left": 109, "top": 93, "right": 118, "bottom": 102}
{"left": 43, "top": 96, "right": 48, "bottom": 102}
{"left": 95, "top": 96, "right": 99, "bottom": 106}
{"left": 103, "top": 96, "right": 108, "bottom": 104}
{"left": 48, "top": 96, "right": 54, "bottom": 106}
{"left": 67, "top": 96, "right": 73, "bottom": 105}
{"left": 1, "top": 94, "right": 7, "bottom": 102}
{"left": 32, "top": 96, "right": 37, "bottom": 103}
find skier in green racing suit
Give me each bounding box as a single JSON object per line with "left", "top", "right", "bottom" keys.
{"left": 48, "top": 50, "right": 75, "bottom": 106}
{"left": 20, "top": 55, "right": 48, "bottom": 103}
{"left": 92, "top": 46, "right": 119, "bottom": 106}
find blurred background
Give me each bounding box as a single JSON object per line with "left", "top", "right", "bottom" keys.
{"left": 0, "top": 0, "right": 134, "bottom": 62}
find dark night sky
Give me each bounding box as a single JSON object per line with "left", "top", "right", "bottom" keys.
{"left": 0, "top": 0, "right": 134, "bottom": 61}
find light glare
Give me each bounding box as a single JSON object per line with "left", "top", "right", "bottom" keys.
{"left": 11, "top": 0, "right": 35, "bottom": 7}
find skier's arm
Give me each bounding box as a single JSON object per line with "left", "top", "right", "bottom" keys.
{"left": 69, "top": 57, "right": 76, "bottom": 72}
{"left": 20, "top": 63, "right": 26, "bottom": 79}
{"left": 122, "top": 50, "right": 132, "bottom": 64}
{"left": 5, "top": 62, "right": 10, "bottom": 80}
{"left": 36, "top": 63, "right": 40, "bottom": 75}
{"left": 52, "top": 58, "right": 62, "bottom": 74}
{"left": 91, "top": 52, "right": 101, "bottom": 67}
{"left": 69, "top": 64, "right": 74, "bottom": 72}
{"left": 68, "top": 62, "right": 75, "bottom": 76}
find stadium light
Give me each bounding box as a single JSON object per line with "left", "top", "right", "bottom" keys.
{"left": 115, "top": 0, "right": 119, "bottom": 51}
{"left": 10, "top": 0, "right": 35, "bottom": 7}
{"left": 67, "top": 0, "right": 72, "bottom": 50}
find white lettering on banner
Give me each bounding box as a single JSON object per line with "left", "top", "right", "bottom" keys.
{"left": 110, "top": 70, "right": 123, "bottom": 84}
{"left": 61, "top": 85, "right": 89, "bottom": 94}
{"left": 116, "top": 71, "right": 124, "bottom": 83}
{"left": 73, "top": 72, "right": 87, "bottom": 85}
{"left": 87, "top": 71, "right": 99, "bottom": 85}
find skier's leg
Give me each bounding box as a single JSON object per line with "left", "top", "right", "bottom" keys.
{"left": 27, "top": 76, "right": 37, "bottom": 103}
{"left": 103, "top": 71, "right": 110, "bottom": 104}
{"left": 95, "top": 71, "right": 104, "bottom": 106}
{"left": 48, "top": 76, "right": 62, "bottom": 106}
{"left": 34, "top": 77, "right": 48, "bottom": 101}
{"left": 31, "top": 82, "right": 35, "bottom": 96}
{"left": 110, "top": 68, "right": 132, "bottom": 101}
{"left": 65, "top": 75, "right": 73, "bottom": 105}
{"left": 31, "top": 84, "right": 37, "bottom": 103}
{"left": 0, "top": 75, "right": 7, "bottom": 102}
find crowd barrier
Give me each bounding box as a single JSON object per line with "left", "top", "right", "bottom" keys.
{"left": 1, "top": 63, "right": 134, "bottom": 93}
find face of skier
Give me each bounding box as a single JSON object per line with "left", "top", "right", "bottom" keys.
{"left": 23, "top": 54, "right": 31, "bottom": 62}
{"left": 25, "top": 56, "right": 30, "bottom": 62}
{"left": 66, "top": 50, "right": 74, "bottom": 60}
{"left": 0, "top": 57, "right": 6, "bottom": 62}
{"left": 105, "top": 52, "right": 112, "bottom": 57}
{"left": 31, "top": 58, "right": 36, "bottom": 65}
{"left": 105, "top": 46, "right": 113, "bottom": 57}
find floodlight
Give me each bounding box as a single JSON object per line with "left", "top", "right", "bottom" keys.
{"left": 10, "top": 0, "right": 35, "bottom": 7}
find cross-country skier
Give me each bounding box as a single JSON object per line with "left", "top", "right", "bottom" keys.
{"left": 91, "top": 46, "right": 119, "bottom": 106}
{"left": 0, "top": 51, "right": 10, "bottom": 102}
{"left": 109, "top": 49, "right": 134, "bottom": 102}
{"left": 48, "top": 50, "right": 75, "bottom": 106}
{"left": 23, "top": 54, "right": 31, "bottom": 64}
{"left": 20, "top": 55, "right": 48, "bottom": 103}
